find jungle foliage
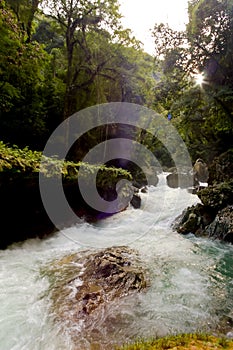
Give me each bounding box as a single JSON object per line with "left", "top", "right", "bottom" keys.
{"left": 152, "top": 0, "right": 233, "bottom": 162}
{"left": 0, "top": 0, "right": 154, "bottom": 151}
{"left": 0, "top": 0, "right": 233, "bottom": 167}
{"left": 0, "top": 140, "right": 132, "bottom": 188}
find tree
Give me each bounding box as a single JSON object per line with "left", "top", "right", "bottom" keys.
{"left": 5, "top": 0, "right": 41, "bottom": 42}
{"left": 42, "top": 0, "right": 143, "bottom": 119}
{"left": 151, "top": 0, "right": 233, "bottom": 161}
{"left": 187, "top": 0, "right": 233, "bottom": 116}
{"left": 42, "top": 0, "right": 125, "bottom": 119}
{"left": 0, "top": 0, "right": 50, "bottom": 148}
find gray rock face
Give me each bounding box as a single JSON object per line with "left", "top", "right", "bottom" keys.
{"left": 174, "top": 204, "right": 215, "bottom": 236}
{"left": 174, "top": 150, "right": 233, "bottom": 242}
{"left": 208, "top": 150, "right": 233, "bottom": 185}
{"left": 207, "top": 206, "right": 233, "bottom": 243}
{"left": 130, "top": 193, "right": 141, "bottom": 209}
{"left": 174, "top": 183, "right": 233, "bottom": 243}
{"left": 166, "top": 159, "right": 209, "bottom": 190}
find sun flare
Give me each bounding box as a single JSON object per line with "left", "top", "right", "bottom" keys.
{"left": 195, "top": 73, "right": 205, "bottom": 86}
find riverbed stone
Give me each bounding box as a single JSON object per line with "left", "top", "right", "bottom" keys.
{"left": 44, "top": 246, "right": 149, "bottom": 349}
{"left": 166, "top": 172, "right": 196, "bottom": 189}
{"left": 193, "top": 158, "right": 209, "bottom": 183}
{"left": 174, "top": 160, "right": 233, "bottom": 241}
{"left": 74, "top": 247, "right": 148, "bottom": 315}
{"left": 130, "top": 193, "right": 141, "bottom": 209}
{"left": 46, "top": 246, "right": 149, "bottom": 322}
{"left": 175, "top": 182, "right": 233, "bottom": 242}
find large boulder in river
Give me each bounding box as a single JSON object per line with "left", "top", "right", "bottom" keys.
{"left": 174, "top": 181, "right": 233, "bottom": 241}
{"left": 174, "top": 151, "right": 233, "bottom": 243}
{"left": 43, "top": 246, "right": 149, "bottom": 349}
{"left": 74, "top": 246, "right": 148, "bottom": 315}
{"left": 45, "top": 246, "right": 149, "bottom": 327}
{"left": 166, "top": 172, "right": 195, "bottom": 189}
{"left": 130, "top": 193, "right": 141, "bottom": 209}
{"left": 174, "top": 203, "right": 215, "bottom": 236}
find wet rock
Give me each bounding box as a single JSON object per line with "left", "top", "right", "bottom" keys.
{"left": 46, "top": 246, "right": 149, "bottom": 322}
{"left": 175, "top": 186, "right": 233, "bottom": 242}
{"left": 130, "top": 194, "right": 141, "bottom": 209}
{"left": 44, "top": 246, "right": 149, "bottom": 349}
{"left": 207, "top": 206, "right": 233, "bottom": 243}
{"left": 174, "top": 203, "right": 215, "bottom": 236}
{"left": 166, "top": 161, "right": 209, "bottom": 190}
{"left": 166, "top": 172, "right": 195, "bottom": 189}
{"left": 167, "top": 166, "right": 177, "bottom": 173}
{"left": 75, "top": 247, "right": 148, "bottom": 315}
{"left": 174, "top": 151, "right": 233, "bottom": 243}
{"left": 193, "top": 158, "right": 209, "bottom": 183}
{"left": 140, "top": 186, "right": 148, "bottom": 194}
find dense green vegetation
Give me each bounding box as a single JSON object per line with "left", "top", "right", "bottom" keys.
{"left": 0, "top": 0, "right": 154, "bottom": 151}
{"left": 0, "top": 140, "right": 133, "bottom": 249}
{"left": 0, "top": 0, "right": 233, "bottom": 164}
{"left": 152, "top": 0, "right": 233, "bottom": 162}
{"left": 0, "top": 140, "right": 132, "bottom": 186}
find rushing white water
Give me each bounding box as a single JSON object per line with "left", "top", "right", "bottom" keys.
{"left": 1, "top": 174, "right": 233, "bottom": 349}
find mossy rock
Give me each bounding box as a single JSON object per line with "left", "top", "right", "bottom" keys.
{"left": 208, "top": 149, "right": 233, "bottom": 185}
{"left": 118, "top": 333, "right": 233, "bottom": 350}
{"left": 198, "top": 181, "right": 233, "bottom": 211}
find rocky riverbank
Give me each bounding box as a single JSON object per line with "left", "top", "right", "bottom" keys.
{"left": 0, "top": 173, "right": 144, "bottom": 249}
{"left": 0, "top": 141, "right": 148, "bottom": 249}
{"left": 174, "top": 150, "right": 233, "bottom": 243}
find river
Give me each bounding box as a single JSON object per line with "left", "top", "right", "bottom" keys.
{"left": 1, "top": 174, "right": 233, "bottom": 349}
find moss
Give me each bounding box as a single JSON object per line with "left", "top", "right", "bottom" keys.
{"left": 0, "top": 141, "right": 133, "bottom": 248}
{"left": 198, "top": 181, "right": 233, "bottom": 211}
{"left": 117, "top": 334, "right": 233, "bottom": 350}
{"left": 0, "top": 140, "right": 132, "bottom": 185}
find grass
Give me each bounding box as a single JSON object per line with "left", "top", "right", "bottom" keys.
{"left": 117, "top": 334, "right": 233, "bottom": 350}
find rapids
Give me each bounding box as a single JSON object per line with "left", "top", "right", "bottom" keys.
{"left": 1, "top": 174, "right": 233, "bottom": 349}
